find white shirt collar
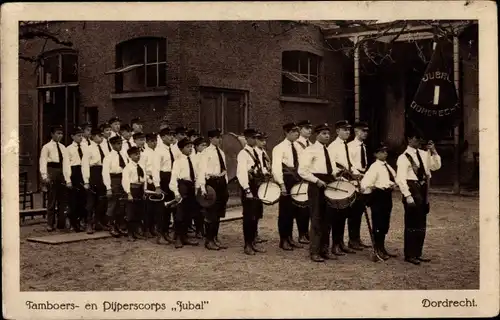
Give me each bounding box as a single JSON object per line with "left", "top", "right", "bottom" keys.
{"left": 406, "top": 146, "right": 418, "bottom": 154}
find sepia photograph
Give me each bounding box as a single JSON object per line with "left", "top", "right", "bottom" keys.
{"left": 2, "top": 1, "right": 498, "bottom": 319}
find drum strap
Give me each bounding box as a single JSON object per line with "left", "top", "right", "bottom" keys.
{"left": 244, "top": 149, "right": 262, "bottom": 172}
{"left": 296, "top": 141, "right": 306, "bottom": 149}
{"left": 404, "top": 153, "right": 427, "bottom": 183}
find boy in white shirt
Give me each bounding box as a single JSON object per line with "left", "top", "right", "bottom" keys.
{"left": 191, "top": 137, "right": 208, "bottom": 239}
{"left": 122, "top": 146, "right": 146, "bottom": 241}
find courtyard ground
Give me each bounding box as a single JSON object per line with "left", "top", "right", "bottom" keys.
{"left": 20, "top": 194, "right": 479, "bottom": 291}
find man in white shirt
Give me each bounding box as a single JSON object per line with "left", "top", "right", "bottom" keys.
{"left": 109, "top": 117, "right": 121, "bottom": 138}
{"left": 65, "top": 126, "right": 89, "bottom": 232}
{"left": 294, "top": 120, "right": 313, "bottom": 244}
{"left": 142, "top": 133, "right": 162, "bottom": 239}
{"left": 169, "top": 138, "right": 199, "bottom": 248}
{"left": 360, "top": 143, "right": 398, "bottom": 261}
{"left": 133, "top": 132, "right": 147, "bottom": 153}
{"left": 198, "top": 129, "right": 229, "bottom": 250}
{"left": 170, "top": 126, "right": 189, "bottom": 160}
{"left": 103, "top": 135, "right": 129, "bottom": 237}
{"left": 298, "top": 123, "right": 341, "bottom": 262}
{"left": 328, "top": 120, "right": 359, "bottom": 256}
{"left": 157, "top": 120, "right": 170, "bottom": 146}
{"left": 82, "top": 128, "right": 108, "bottom": 234}
{"left": 39, "top": 124, "right": 71, "bottom": 232}
{"left": 191, "top": 137, "right": 208, "bottom": 239}
{"left": 346, "top": 121, "right": 372, "bottom": 251}
{"left": 100, "top": 123, "right": 113, "bottom": 153}
{"left": 396, "top": 131, "right": 441, "bottom": 265}
{"left": 120, "top": 124, "right": 134, "bottom": 152}
{"left": 272, "top": 122, "right": 302, "bottom": 251}
{"left": 122, "top": 146, "right": 146, "bottom": 241}
{"left": 81, "top": 122, "right": 92, "bottom": 147}
{"left": 237, "top": 128, "right": 267, "bottom": 255}
{"left": 253, "top": 131, "right": 271, "bottom": 244}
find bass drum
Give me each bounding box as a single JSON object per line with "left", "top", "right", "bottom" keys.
{"left": 221, "top": 132, "right": 246, "bottom": 184}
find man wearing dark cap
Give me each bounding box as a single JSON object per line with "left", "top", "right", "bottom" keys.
{"left": 131, "top": 118, "right": 143, "bottom": 135}
{"left": 190, "top": 136, "right": 209, "bottom": 238}
{"left": 170, "top": 126, "right": 191, "bottom": 160}
{"left": 346, "top": 121, "right": 372, "bottom": 250}
{"left": 81, "top": 122, "right": 93, "bottom": 147}
{"left": 197, "top": 129, "right": 230, "bottom": 250}
{"left": 102, "top": 135, "right": 129, "bottom": 237}
{"left": 39, "top": 125, "right": 71, "bottom": 231}
{"left": 141, "top": 133, "right": 162, "bottom": 238}
{"left": 294, "top": 120, "right": 313, "bottom": 244}
{"left": 298, "top": 123, "right": 341, "bottom": 262}
{"left": 396, "top": 131, "right": 441, "bottom": 265}
{"left": 237, "top": 128, "right": 267, "bottom": 255}
{"left": 64, "top": 126, "right": 88, "bottom": 231}
{"left": 187, "top": 129, "right": 201, "bottom": 142}
{"left": 100, "top": 123, "right": 113, "bottom": 153}
{"left": 169, "top": 138, "right": 199, "bottom": 248}
{"left": 360, "top": 143, "right": 398, "bottom": 261}
{"left": 109, "top": 117, "right": 121, "bottom": 138}
{"left": 120, "top": 124, "right": 133, "bottom": 153}
{"left": 157, "top": 120, "right": 170, "bottom": 146}
{"left": 254, "top": 131, "right": 271, "bottom": 244}
{"left": 272, "top": 122, "right": 303, "bottom": 251}
{"left": 328, "top": 120, "right": 360, "bottom": 256}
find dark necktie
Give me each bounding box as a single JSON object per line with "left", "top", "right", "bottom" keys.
{"left": 253, "top": 149, "right": 261, "bottom": 168}
{"left": 361, "top": 143, "right": 367, "bottom": 169}
{"left": 306, "top": 140, "right": 310, "bottom": 147}
{"left": 169, "top": 147, "right": 174, "bottom": 165}
{"left": 415, "top": 150, "right": 426, "bottom": 180}
{"left": 107, "top": 140, "right": 111, "bottom": 152}
{"left": 384, "top": 163, "right": 395, "bottom": 182}
{"left": 291, "top": 142, "right": 298, "bottom": 168}
{"left": 118, "top": 151, "right": 126, "bottom": 169}
{"left": 97, "top": 144, "right": 105, "bottom": 162}
{"left": 137, "top": 164, "right": 144, "bottom": 182}
{"left": 216, "top": 147, "right": 226, "bottom": 172}
{"left": 77, "top": 143, "right": 83, "bottom": 160}
{"left": 187, "top": 156, "right": 195, "bottom": 181}
{"left": 324, "top": 145, "right": 333, "bottom": 175}
{"left": 56, "top": 142, "right": 63, "bottom": 164}
{"left": 344, "top": 141, "right": 352, "bottom": 170}
{"left": 127, "top": 141, "right": 132, "bottom": 149}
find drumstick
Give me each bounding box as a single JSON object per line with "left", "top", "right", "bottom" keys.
{"left": 325, "top": 185, "right": 349, "bottom": 193}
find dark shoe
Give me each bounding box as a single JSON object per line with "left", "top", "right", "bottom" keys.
{"left": 279, "top": 240, "right": 293, "bottom": 251}
{"left": 214, "top": 238, "right": 228, "bottom": 250}
{"left": 252, "top": 243, "right": 267, "bottom": 253}
{"left": 321, "top": 252, "right": 338, "bottom": 260}
{"left": 348, "top": 241, "right": 364, "bottom": 251}
{"left": 162, "top": 233, "right": 174, "bottom": 244}
{"left": 46, "top": 226, "right": 55, "bottom": 232}
{"left": 340, "top": 243, "right": 356, "bottom": 254}
{"left": 244, "top": 245, "right": 256, "bottom": 255}
{"left": 175, "top": 238, "right": 184, "bottom": 249}
{"left": 195, "top": 232, "right": 203, "bottom": 239}
{"left": 417, "top": 256, "right": 431, "bottom": 262}
{"left": 298, "top": 235, "right": 310, "bottom": 244}
{"left": 288, "top": 238, "right": 304, "bottom": 249}
{"left": 86, "top": 224, "right": 94, "bottom": 235}
{"left": 405, "top": 257, "right": 421, "bottom": 265}
{"left": 378, "top": 249, "right": 390, "bottom": 260}
{"left": 331, "top": 245, "right": 346, "bottom": 256}
{"left": 110, "top": 228, "right": 121, "bottom": 238}
{"left": 310, "top": 254, "right": 325, "bottom": 262}
{"left": 205, "top": 241, "right": 220, "bottom": 250}
{"left": 183, "top": 238, "right": 199, "bottom": 246}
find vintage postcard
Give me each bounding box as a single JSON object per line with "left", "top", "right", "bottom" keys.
{"left": 2, "top": 1, "right": 498, "bottom": 318}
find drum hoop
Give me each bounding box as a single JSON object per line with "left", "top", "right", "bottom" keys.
{"left": 258, "top": 181, "right": 280, "bottom": 205}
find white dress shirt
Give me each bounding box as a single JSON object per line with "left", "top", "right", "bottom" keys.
{"left": 65, "top": 141, "right": 88, "bottom": 167}
{"left": 360, "top": 160, "right": 397, "bottom": 191}
{"left": 100, "top": 138, "right": 113, "bottom": 154}
{"left": 171, "top": 142, "right": 195, "bottom": 160}
{"left": 140, "top": 147, "right": 160, "bottom": 187}
{"left": 396, "top": 146, "right": 442, "bottom": 197}
{"left": 169, "top": 154, "right": 197, "bottom": 197}
{"left": 236, "top": 145, "right": 263, "bottom": 190}
{"left": 82, "top": 137, "right": 91, "bottom": 147}
{"left": 328, "top": 137, "right": 360, "bottom": 174}
{"left": 298, "top": 141, "right": 340, "bottom": 184}
{"left": 81, "top": 141, "right": 106, "bottom": 184}
{"left": 348, "top": 138, "right": 369, "bottom": 173}
{"left": 254, "top": 147, "right": 270, "bottom": 174}
{"left": 272, "top": 138, "right": 300, "bottom": 185}
{"left": 121, "top": 137, "right": 133, "bottom": 154}
{"left": 196, "top": 144, "right": 228, "bottom": 188}
{"left": 121, "top": 160, "right": 146, "bottom": 194}
{"left": 39, "top": 140, "right": 71, "bottom": 183}
{"left": 294, "top": 136, "right": 311, "bottom": 150}
{"left": 102, "top": 149, "right": 129, "bottom": 190}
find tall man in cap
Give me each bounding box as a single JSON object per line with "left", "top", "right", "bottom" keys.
{"left": 82, "top": 128, "right": 109, "bottom": 234}
{"left": 187, "top": 129, "right": 201, "bottom": 143}
{"left": 157, "top": 119, "right": 170, "bottom": 146}
{"left": 170, "top": 138, "right": 200, "bottom": 248}
{"left": 131, "top": 118, "right": 143, "bottom": 135}
{"left": 198, "top": 129, "right": 230, "bottom": 250}
{"left": 396, "top": 131, "right": 441, "bottom": 265}
{"left": 237, "top": 128, "right": 267, "bottom": 255}
{"left": 109, "top": 117, "right": 121, "bottom": 138}
{"left": 298, "top": 123, "right": 341, "bottom": 262}
{"left": 102, "top": 135, "right": 129, "bottom": 237}
{"left": 272, "top": 122, "right": 303, "bottom": 251}
{"left": 328, "top": 120, "right": 360, "bottom": 256}
{"left": 293, "top": 120, "right": 313, "bottom": 244}
{"left": 100, "top": 123, "right": 113, "bottom": 153}
{"left": 170, "top": 126, "right": 189, "bottom": 160}
{"left": 39, "top": 125, "right": 71, "bottom": 232}
{"left": 141, "top": 133, "right": 162, "bottom": 238}
{"left": 120, "top": 124, "right": 133, "bottom": 152}
{"left": 81, "top": 122, "right": 93, "bottom": 147}
{"left": 346, "top": 121, "right": 372, "bottom": 250}
{"left": 191, "top": 137, "right": 209, "bottom": 238}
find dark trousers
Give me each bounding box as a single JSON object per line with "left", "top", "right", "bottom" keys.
{"left": 278, "top": 175, "right": 298, "bottom": 240}
{"left": 106, "top": 173, "right": 126, "bottom": 226}
{"left": 70, "top": 165, "right": 86, "bottom": 227}
{"left": 144, "top": 182, "right": 163, "bottom": 234}
{"left": 295, "top": 206, "right": 310, "bottom": 238}
{"left": 46, "top": 165, "right": 67, "bottom": 229}
{"left": 241, "top": 180, "right": 263, "bottom": 246}
{"left": 403, "top": 181, "right": 430, "bottom": 258}
{"left": 175, "top": 180, "right": 196, "bottom": 240}
{"left": 159, "top": 171, "right": 174, "bottom": 234}
{"left": 308, "top": 176, "right": 333, "bottom": 256}
{"left": 370, "top": 189, "right": 393, "bottom": 246}
{"left": 205, "top": 177, "right": 229, "bottom": 240}
{"left": 347, "top": 199, "right": 365, "bottom": 243}
{"left": 127, "top": 184, "right": 144, "bottom": 234}
{"left": 331, "top": 207, "right": 349, "bottom": 246}
{"left": 86, "top": 166, "right": 108, "bottom": 226}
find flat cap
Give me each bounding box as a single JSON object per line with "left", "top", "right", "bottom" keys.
{"left": 375, "top": 142, "right": 389, "bottom": 153}
{"left": 335, "top": 120, "right": 352, "bottom": 130}
{"left": 159, "top": 127, "right": 174, "bottom": 136}
{"left": 109, "top": 136, "right": 122, "bottom": 144}
{"left": 132, "top": 132, "right": 145, "bottom": 140}
{"left": 178, "top": 137, "right": 194, "bottom": 149}
{"left": 243, "top": 128, "right": 259, "bottom": 138}
{"left": 354, "top": 121, "right": 369, "bottom": 129}
{"left": 314, "top": 123, "right": 331, "bottom": 133}
{"left": 283, "top": 122, "right": 299, "bottom": 132}
{"left": 71, "top": 126, "right": 83, "bottom": 135}
{"left": 127, "top": 146, "right": 141, "bottom": 156}
{"left": 207, "top": 129, "right": 222, "bottom": 138}
{"left": 297, "top": 120, "right": 312, "bottom": 128}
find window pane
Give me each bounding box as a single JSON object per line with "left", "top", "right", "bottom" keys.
{"left": 121, "top": 42, "right": 144, "bottom": 66}
{"left": 122, "top": 66, "right": 145, "bottom": 92}
{"left": 297, "top": 82, "right": 309, "bottom": 96}
{"left": 282, "top": 51, "right": 299, "bottom": 72}
{"left": 158, "top": 64, "right": 166, "bottom": 86}
{"left": 146, "top": 65, "right": 158, "bottom": 87}
{"left": 310, "top": 75, "right": 318, "bottom": 96}
{"left": 146, "top": 41, "right": 158, "bottom": 63}
{"left": 298, "top": 53, "right": 309, "bottom": 74}
{"left": 282, "top": 74, "right": 299, "bottom": 95}
{"left": 159, "top": 38, "right": 167, "bottom": 62}
{"left": 61, "top": 54, "right": 78, "bottom": 83}
{"left": 310, "top": 55, "right": 320, "bottom": 76}
{"left": 43, "top": 55, "right": 60, "bottom": 85}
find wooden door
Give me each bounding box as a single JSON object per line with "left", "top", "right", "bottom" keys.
{"left": 199, "top": 88, "right": 246, "bottom": 135}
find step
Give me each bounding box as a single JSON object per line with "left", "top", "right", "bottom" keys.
{"left": 26, "top": 231, "right": 112, "bottom": 245}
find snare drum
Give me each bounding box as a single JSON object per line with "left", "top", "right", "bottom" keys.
{"left": 257, "top": 181, "right": 281, "bottom": 205}
{"left": 290, "top": 182, "right": 309, "bottom": 208}
{"left": 324, "top": 181, "right": 357, "bottom": 209}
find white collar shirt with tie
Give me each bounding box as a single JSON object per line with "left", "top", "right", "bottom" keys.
{"left": 254, "top": 147, "right": 269, "bottom": 174}
{"left": 294, "top": 136, "right": 311, "bottom": 150}
{"left": 395, "top": 146, "right": 442, "bottom": 197}
{"left": 360, "top": 159, "right": 397, "bottom": 191}
{"left": 102, "top": 149, "right": 129, "bottom": 190}
{"left": 100, "top": 138, "right": 113, "bottom": 153}
{"left": 298, "top": 141, "right": 340, "bottom": 184}
{"left": 236, "top": 145, "right": 262, "bottom": 190}
{"left": 196, "top": 144, "right": 228, "bottom": 188}
{"left": 328, "top": 137, "right": 360, "bottom": 175}
{"left": 121, "top": 160, "right": 146, "bottom": 194}
{"left": 348, "top": 138, "right": 368, "bottom": 173}
{"left": 66, "top": 141, "right": 87, "bottom": 167}
{"left": 272, "top": 138, "right": 300, "bottom": 185}
{"left": 169, "top": 154, "right": 196, "bottom": 197}
{"left": 81, "top": 141, "right": 106, "bottom": 184}
{"left": 39, "top": 140, "right": 71, "bottom": 183}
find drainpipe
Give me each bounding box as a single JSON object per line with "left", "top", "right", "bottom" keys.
{"left": 353, "top": 35, "right": 360, "bottom": 121}
{"left": 453, "top": 36, "right": 461, "bottom": 194}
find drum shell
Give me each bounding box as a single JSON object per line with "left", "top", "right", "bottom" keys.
{"left": 324, "top": 181, "right": 357, "bottom": 210}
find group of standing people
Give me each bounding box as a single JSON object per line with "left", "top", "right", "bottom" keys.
{"left": 38, "top": 116, "right": 441, "bottom": 265}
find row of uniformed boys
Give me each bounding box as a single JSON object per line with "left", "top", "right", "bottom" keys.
{"left": 40, "top": 117, "right": 229, "bottom": 250}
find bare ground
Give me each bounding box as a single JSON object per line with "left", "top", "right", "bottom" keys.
{"left": 20, "top": 194, "right": 479, "bottom": 291}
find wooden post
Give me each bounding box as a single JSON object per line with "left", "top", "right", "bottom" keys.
{"left": 453, "top": 36, "right": 461, "bottom": 194}
{"left": 354, "top": 35, "right": 360, "bottom": 121}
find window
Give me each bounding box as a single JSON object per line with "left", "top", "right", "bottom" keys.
{"left": 38, "top": 49, "right": 78, "bottom": 86}
{"left": 281, "top": 51, "right": 321, "bottom": 97}
{"left": 106, "top": 37, "right": 167, "bottom": 93}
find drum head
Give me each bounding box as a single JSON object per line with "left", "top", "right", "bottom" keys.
{"left": 324, "top": 181, "right": 357, "bottom": 199}
{"left": 257, "top": 181, "right": 281, "bottom": 205}
{"left": 291, "top": 182, "right": 308, "bottom": 203}
{"left": 196, "top": 185, "right": 217, "bottom": 208}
